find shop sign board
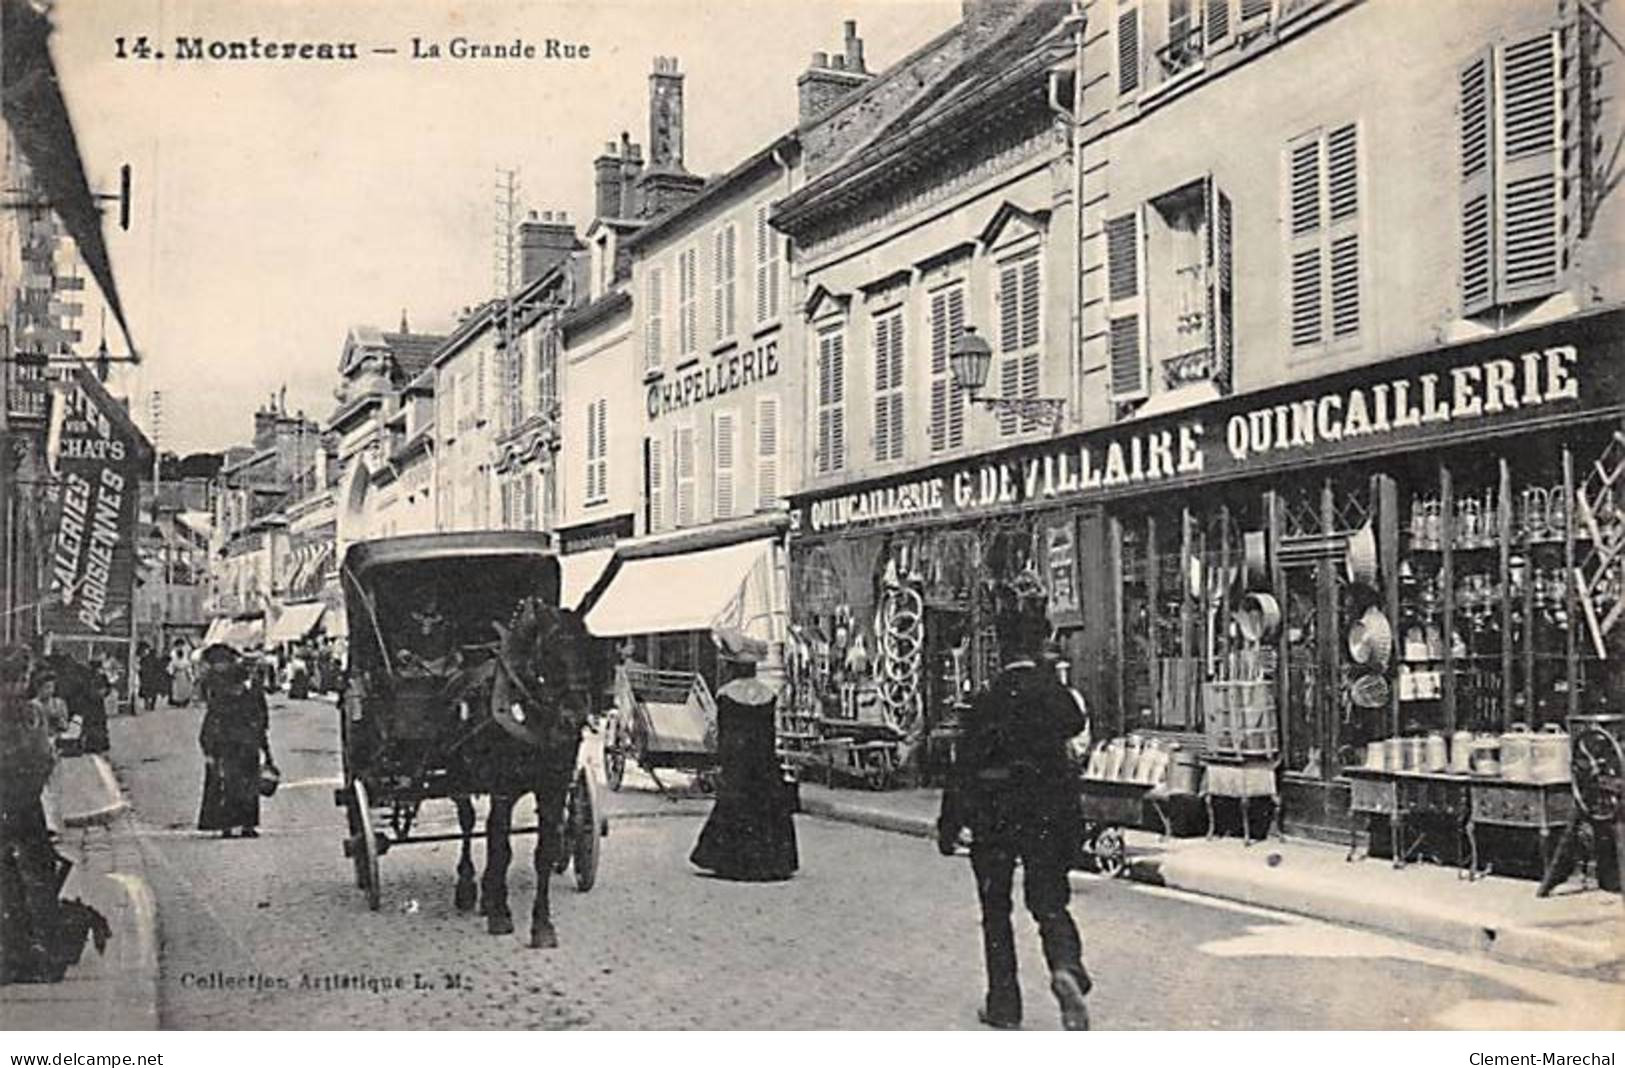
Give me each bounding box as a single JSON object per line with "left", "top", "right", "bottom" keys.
{"left": 40, "top": 365, "right": 154, "bottom": 640}
{"left": 647, "top": 337, "right": 780, "bottom": 419}
{"left": 793, "top": 310, "right": 1625, "bottom": 536}
{"left": 1043, "top": 517, "right": 1080, "bottom": 625}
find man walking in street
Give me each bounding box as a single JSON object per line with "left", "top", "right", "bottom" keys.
{"left": 937, "top": 591, "right": 1092, "bottom": 1031}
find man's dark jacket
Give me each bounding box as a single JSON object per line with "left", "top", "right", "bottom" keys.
{"left": 938, "top": 661, "right": 1086, "bottom": 848}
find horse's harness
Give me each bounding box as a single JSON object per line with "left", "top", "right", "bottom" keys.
{"left": 440, "top": 598, "right": 575, "bottom": 757}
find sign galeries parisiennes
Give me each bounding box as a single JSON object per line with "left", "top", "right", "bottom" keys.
{"left": 803, "top": 339, "right": 1605, "bottom": 535}
{"left": 647, "top": 338, "right": 780, "bottom": 419}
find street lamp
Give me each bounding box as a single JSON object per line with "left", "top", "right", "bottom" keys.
{"left": 947, "top": 326, "right": 1066, "bottom": 432}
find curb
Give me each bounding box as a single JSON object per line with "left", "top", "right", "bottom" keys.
{"left": 103, "top": 869, "right": 160, "bottom": 1031}
{"left": 63, "top": 755, "right": 129, "bottom": 828}
{"left": 800, "top": 795, "right": 1623, "bottom": 978}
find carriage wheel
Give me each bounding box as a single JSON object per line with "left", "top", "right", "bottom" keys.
{"left": 1092, "top": 826, "right": 1127, "bottom": 879}
{"left": 351, "top": 779, "right": 381, "bottom": 911}
{"left": 571, "top": 769, "right": 600, "bottom": 892}
{"left": 1573, "top": 727, "right": 1625, "bottom": 822}
{"left": 607, "top": 725, "right": 624, "bottom": 790}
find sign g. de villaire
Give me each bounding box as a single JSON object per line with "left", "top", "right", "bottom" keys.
{"left": 794, "top": 312, "right": 1623, "bottom": 536}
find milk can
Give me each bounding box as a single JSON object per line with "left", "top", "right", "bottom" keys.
{"left": 1401, "top": 735, "right": 1425, "bottom": 772}
{"left": 1528, "top": 724, "right": 1571, "bottom": 784}
{"left": 1423, "top": 731, "right": 1449, "bottom": 773}
{"left": 1471, "top": 733, "right": 1501, "bottom": 777}
{"left": 1501, "top": 723, "right": 1534, "bottom": 783}
{"left": 1450, "top": 729, "right": 1474, "bottom": 775}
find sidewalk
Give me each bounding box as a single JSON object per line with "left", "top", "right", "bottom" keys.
{"left": 1, "top": 753, "right": 160, "bottom": 1031}
{"left": 798, "top": 782, "right": 1625, "bottom": 981}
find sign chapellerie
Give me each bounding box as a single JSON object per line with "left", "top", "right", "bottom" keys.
{"left": 41, "top": 368, "right": 150, "bottom": 639}
{"left": 801, "top": 338, "right": 1608, "bottom": 535}
{"left": 647, "top": 338, "right": 779, "bottom": 419}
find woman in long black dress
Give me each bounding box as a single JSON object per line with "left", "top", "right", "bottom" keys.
{"left": 197, "top": 646, "right": 271, "bottom": 838}
{"left": 689, "top": 631, "right": 798, "bottom": 882}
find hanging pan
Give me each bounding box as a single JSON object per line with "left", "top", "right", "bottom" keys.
{"left": 1345, "top": 523, "right": 1379, "bottom": 588}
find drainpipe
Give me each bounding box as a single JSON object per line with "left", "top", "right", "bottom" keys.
{"left": 1067, "top": 5, "right": 1087, "bottom": 424}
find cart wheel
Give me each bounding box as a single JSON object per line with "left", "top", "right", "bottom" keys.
{"left": 351, "top": 779, "right": 381, "bottom": 911}
{"left": 1093, "top": 826, "right": 1126, "bottom": 878}
{"left": 571, "top": 769, "right": 600, "bottom": 892}
{"left": 603, "top": 731, "right": 625, "bottom": 793}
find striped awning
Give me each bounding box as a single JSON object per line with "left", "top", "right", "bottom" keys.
{"left": 285, "top": 542, "right": 334, "bottom": 599}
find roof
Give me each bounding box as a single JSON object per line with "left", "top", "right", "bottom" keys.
{"left": 625, "top": 133, "right": 799, "bottom": 253}
{"left": 342, "top": 530, "right": 557, "bottom": 577}
{"left": 381, "top": 330, "right": 446, "bottom": 381}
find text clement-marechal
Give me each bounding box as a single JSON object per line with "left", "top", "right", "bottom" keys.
{"left": 174, "top": 37, "right": 360, "bottom": 60}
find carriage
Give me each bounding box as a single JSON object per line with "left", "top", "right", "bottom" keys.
{"left": 335, "top": 532, "right": 605, "bottom": 914}
{"left": 601, "top": 663, "right": 721, "bottom": 793}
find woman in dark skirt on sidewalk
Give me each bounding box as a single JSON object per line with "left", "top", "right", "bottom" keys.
{"left": 197, "top": 646, "right": 272, "bottom": 838}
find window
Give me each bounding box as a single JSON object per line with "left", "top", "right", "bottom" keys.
{"left": 756, "top": 394, "right": 780, "bottom": 509}
{"left": 585, "top": 398, "right": 608, "bottom": 503}
{"left": 755, "top": 204, "right": 781, "bottom": 325}
{"left": 675, "top": 423, "right": 697, "bottom": 526}
{"left": 522, "top": 472, "right": 537, "bottom": 530}
{"left": 713, "top": 223, "right": 737, "bottom": 343}
{"left": 815, "top": 325, "right": 846, "bottom": 475}
{"left": 538, "top": 330, "right": 558, "bottom": 413}
{"left": 995, "top": 250, "right": 1042, "bottom": 436}
{"left": 1286, "top": 123, "right": 1360, "bottom": 351}
{"left": 501, "top": 479, "right": 515, "bottom": 528}
{"left": 646, "top": 436, "right": 665, "bottom": 532}
{"left": 928, "top": 282, "right": 966, "bottom": 453}
{"left": 1460, "top": 32, "right": 1568, "bottom": 315}
{"left": 872, "top": 308, "right": 905, "bottom": 461}
{"left": 645, "top": 266, "right": 664, "bottom": 372}
{"left": 713, "top": 409, "right": 738, "bottom": 520}
{"left": 476, "top": 350, "right": 487, "bottom": 420}
{"left": 678, "top": 246, "right": 699, "bottom": 356}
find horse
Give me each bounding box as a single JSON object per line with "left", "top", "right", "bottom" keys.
{"left": 445, "top": 597, "right": 594, "bottom": 949}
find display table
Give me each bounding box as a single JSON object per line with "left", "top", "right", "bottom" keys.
{"left": 1467, "top": 780, "right": 1575, "bottom": 881}
{"left": 1345, "top": 768, "right": 1471, "bottom": 870}
{"left": 1201, "top": 755, "right": 1279, "bottom": 844}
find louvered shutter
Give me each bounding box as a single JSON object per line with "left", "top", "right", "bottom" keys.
{"left": 595, "top": 399, "right": 608, "bottom": 501}
{"left": 817, "top": 329, "right": 845, "bottom": 474}
{"left": 756, "top": 395, "right": 779, "bottom": 508}
{"left": 1205, "top": 0, "right": 1230, "bottom": 47}
{"left": 714, "top": 410, "right": 737, "bottom": 520}
{"left": 645, "top": 267, "right": 663, "bottom": 370}
{"left": 998, "top": 354, "right": 1020, "bottom": 437}
{"left": 1326, "top": 123, "right": 1360, "bottom": 338}
{"left": 1019, "top": 254, "right": 1041, "bottom": 349}
{"left": 1240, "top": 0, "right": 1271, "bottom": 21}
{"left": 945, "top": 287, "right": 965, "bottom": 448}
{"left": 724, "top": 223, "right": 737, "bottom": 337}
{"left": 583, "top": 403, "right": 596, "bottom": 500}
{"left": 873, "top": 314, "right": 892, "bottom": 462}
{"left": 1020, "top": 352, "right": 1041, "bottom": 430}
{"left": 713, "top": 228, "right": 726, "bottom": 341}
{"left": 1209, "top": 183, "right": 1234, "bottom": 387}
{"left": 755, "top": 205, "right": 771, "bottom": 325}
{"left": 679, "top": 248, "right": 698, "bottom": 354}
{"left": 998, "top": 262, "right": 1021, "bottom": 352}
{"left": 1459, "top": 49, "right": 1496, "bottom": 315}
{"left": 1117, "top": 5, "right": 1140, "bottom": 96}
{"left": 675, "top": 424, "right": 696, "bottom": 527}
{"left": 523, "top": 473, "right": 536, "bottom": 530}
{"left": 1496, "top": 32, "right": 1562, "bottom": 304}
{"left": 1105, "top": 212, "right": 1147, "bottom": 401}
{"left": 646, "top": 437, "right": 665, "bottom": 531}
{"left": 1287, "top": 135, "right": 1324, "bottom": 348}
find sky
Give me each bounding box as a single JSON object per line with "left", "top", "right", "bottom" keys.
{"left": 45, "top": 0, "right": 961, "bottom": 453}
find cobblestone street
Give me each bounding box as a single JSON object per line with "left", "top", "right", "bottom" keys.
{"left": 91, "top": 698, "right": 1619, "bottom": 1030}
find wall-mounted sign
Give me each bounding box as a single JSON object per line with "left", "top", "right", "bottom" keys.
{"left": 793, "top": 310, "right": 1624, "bottom": 537}
{"left": 1044, "top": 517, "right": 1079, "bottom": 624}
{"left": 648, "top": 338, "right": 780, "bottom": 419}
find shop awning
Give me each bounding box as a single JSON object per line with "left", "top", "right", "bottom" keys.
{"left": 560, "top": 547, "right": 614, "bottom": 611}
{"left": 202, "top": 618, "right": 229, "bottom": 647}
{"left": 585, "top": 538, "right": 778, "bottom": 639}
{"left": 266, "top": 602, "right": 325, "bottom": 645}
{"left": 221, "top": 617, "right": 265, "bottom": 651}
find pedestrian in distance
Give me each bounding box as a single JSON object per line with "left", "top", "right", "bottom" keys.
{"left": 137, "top": 642, "right": 164, "bottom": 712}
{"left": 168, "top": 640, "right": 195, "bottom": 706}
{"left": 197, "top": 644, "right": 274, "bottom": 839}
{"left": 0, "top": 646, "right": 65, "bottom": 983}
{"left": 936, "top": 591, "right": 1092, "bottom": 1031}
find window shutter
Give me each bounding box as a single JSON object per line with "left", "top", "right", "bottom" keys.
{"left": 756, "top": 395, "right": 779, "bottom": 508}
{"left": 713, "top": 228, "right": 725, "bottom": 342}
{"left": 873, "top": 314, "right": 892, "bottom": 462}
{"left": 645, "top": 267, "right": 663, "bottom": 370}
{"left": 1326, "top": 123, "right": 1360, "bottom": 338}
{"left": 1240, "top": 0, "right": 1271, "bottom": 22}
{"left": 679, "top": 247, "right": 698, "bottom": 354}
{"left": 647, "top": 437, "right": 665, "bottom": 531}
{"left": 829, "top": 331, "right": 845, "bottom": 470}
{"left": 1117, "top": 5, "right": 1140, "bottom": 96}
{"left": 1460, "top": 49, "right": 1496, "bottom": 315}
{"left": 523, "top": 473, "right": 536, "bottom": 530}
{"left": 714, "top": 410, "right": 737, "bottom": 520}
{"left": 476, "top": 351, "right": 487, "bottom": 416}
{"left": 998, "top": 262, "right": 1021, "bottom": 352}
{"left": 1019, "top": 254, "right": 1041, "bottom": 349}
{"left": 1496, "top": 32, "right": 1562, "bottom": 304}
{"left": 1288, "top": 135, "right": 1324, "bottom": 348}
{"left": 1209, "top": 183, "right": 1234, "bottom": 387}
{"left": 675, "top": 424, "right": 696, "bottom": 527}
{"left": 1205, "top": 0, "right": 1230, "bottom": 46}
{"left": 945, "top": 287, "right": 965, "bottom": 449}
{"left": 596, "top": 399, "right": 608, "bottom": 501}
{"left": 998, "top": 355, "right": 1020, "bottom": 436}
{"left": 1020, "top": 351, "right": 1041, "bottom": 431}
{"left": 1106, "top": 211, "right": 1147, "bottom": 400}
{"left": 755, "top": 205, "right": 770, "bottom": 325}
{"left": 584, "top": 403, "right": 596, "bottom": 500}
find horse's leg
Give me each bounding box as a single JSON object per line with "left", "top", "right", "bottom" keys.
{"left": 453, "top": 796, "right": 477, "bottom": 913}
{"left": 481, "top": 795, "right": 515, "bottom": 936}
{"left": 529, "top": 759, "right": 571, "bottom": 949}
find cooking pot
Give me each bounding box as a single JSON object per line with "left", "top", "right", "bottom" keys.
{"left": 1348, "top": 606, "right": 1393, "bottom": 669}
{"left": 1236, "top": 592, "right": 1282, "bottom": 643}
{"left": 1345, "top": 523, "right": 1378, "bottom": 587}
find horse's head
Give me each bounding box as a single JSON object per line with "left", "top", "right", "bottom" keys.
{"left": 492, "top": 597, "right": 593, "bottom": 746}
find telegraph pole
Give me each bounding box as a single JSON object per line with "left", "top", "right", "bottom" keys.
{"left": 150, "top": 389, "right": 165, "bottom": 649}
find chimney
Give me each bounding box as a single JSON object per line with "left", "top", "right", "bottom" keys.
{"left": 519, "top": 210, "right": 579, "bottom": 283}
{"left": 618, "top": 132, "right": 644, "bottom": 219}
{"left": 647, "top": 55, "right": 687, "bottom": 172}
{"left": 798, "top": 21, "right": 871, "bottom": 125}
{"left": 252, "top": 405, "right": 277, "bottom": 450}
{"left": 593, "top": 141, "right": 623, "bottom": 220}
